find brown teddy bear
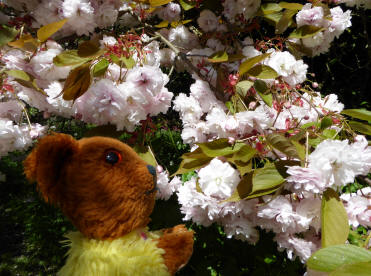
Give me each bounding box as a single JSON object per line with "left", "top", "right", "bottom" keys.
{"left": 24, "top": 133, "right": 194, "bottom": 275}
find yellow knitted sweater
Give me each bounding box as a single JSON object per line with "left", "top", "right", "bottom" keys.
{"left": 58, "top": 228, "right": 170, "bottom": 276}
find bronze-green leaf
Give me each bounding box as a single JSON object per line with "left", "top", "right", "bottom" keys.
{"left": 289, "top": 25, "right": 324, "bottom": 39}
{"left": 172, "top": 156, "right": 212, "bottom": 176}
{"left": 248, "top": 65, "right": 278, "bottom": 79}
{"left": 349, "top": 121, "right": 371, "bottom": 135}
{"left": 77, "top": 40, "right": 102, "bottom": 58}
{"left": 266, "top": 133, "right": 299, "bottom": 159}
{"left": 5, "top": 69, "right": 31, "bottom": 81}
{"left": 149, "top": 0, "right": 172, "bottom": 7}
{"left": 208, "top": 51, "right": 229, "bottom": 63}
{"left": 321, "top": 188, "right": 349, "bottom": 248}
{"left": 278, "top": 2, "right": 303, "bottom": 10}
{"left": 53, "top": 50, "right": 91, "bottom": 67}
{"left": 37, "top": 18, "right": 68, "bottom": 43}
{"left": 197, "top": 139, "right": 245, "bottom": 157}
{"left": 179, "top": 0, "right": 195, "bottom": 10}
{"left": 239, "top": 53, "right": 271, "bottom": 76}
{"left": 276, "top": 9, "right": 297, "bottom": 34}
{"left": 62, "top": 63, "right": 92, "bottom": 101}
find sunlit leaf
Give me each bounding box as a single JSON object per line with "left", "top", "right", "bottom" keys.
{"left": 77, "top": 40, "right": 102, "bottom": 57}
{"left": 239, "top": 53, "right": 271, "bottom": 76}
{"left": 179, "top": 0, "right": 195, "bottom": 10}
{"left": 197, "top": 139, "right": 245, "bottom": 157}
{"left": 276, "top": 9, "right": 297, "bottom": 34}
{"left": 227, "top": 145, "right": 257, "bottom": 163}
{"left": 266, "top": 133, "right": 299, "bottom": 159}
{"left": 155, "top": 20, "right": 169, "bottom": 28}
{"left": 120, "top": 56, "right": 135, "bottom": 69}
{"left": 228, "top": 53, "right": 246, "bottom": 62}
{"left": 0, "top": 25, "right": 19, "bottom": 47}
{"left": 62, "top": 63, "right": 92, "bottom": 101}
{"left": 330, "top": 261, "right": 371, "bottom": 276}
{"left": 53, "top": 50, "right": 91, "bottom": 67}
{"left": 307, "top": 244, "right": 371, "bottom": 272}
{"left": 208, "top": 51, "right": 229, "bottom": 63}
{"left": 225, "top": 101, "right": 235, "bottom": 114}
{"left": 263, "top": 12, "right": 283, "bottom": 25}
{"left": 259, "top": 3, "right": 282, "bottom": 15}
{"left": 8, "top": 34, "right": 39, "bottom": 51}
{"left": 149, "top": 0, "right": 172, "bottom": 7}
{"left": 170, "top": 19, "right": 192, "bottom": 27}
{"left": 236, "top": 80, "right": 254, "bottom": 97}
{"left": 37, "top": 18, "right": 68, "bottom": 42}
{"left": 278, "top": 2, "right": 303, "bottom": 10}
{"left": 289, "top": 25, "right": 324, "bottom": 39}
{"left": 321, "top": 188, "right": 349, "bottom": 248}
{"left": 291, "top": 140, "right": 305, "bottom": 161}
{"left": 5, "top": 69, "right": 31, "bottom": 81}
{"left": 93, "top": 58, "right": 109, "bottom": 77}
{"left": 349, "top": 121, "right": 371, "bottom": 135}
{"left": 225, "top": 163, "right": 285, "bottom": 202}
{"left": 341, "top": 109, "right": 371, "bottom": 122}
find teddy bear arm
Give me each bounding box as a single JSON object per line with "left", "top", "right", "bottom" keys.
{"left": 156, "top": 225, "right": 194, "bottom": 275}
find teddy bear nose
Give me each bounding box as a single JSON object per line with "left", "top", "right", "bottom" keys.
{"left": 146, "top": 165, "right": 156, "bottom": 176}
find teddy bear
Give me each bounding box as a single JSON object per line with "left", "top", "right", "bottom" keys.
{"left": 23, "top": 133, "right": 194, "bottom": 275}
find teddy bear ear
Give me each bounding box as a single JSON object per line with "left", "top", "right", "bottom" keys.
{"left": 24, "top": 133, "right": 78, "bottom": 204}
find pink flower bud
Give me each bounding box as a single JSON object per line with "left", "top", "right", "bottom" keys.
{"left": 228, "top": 137, "right": 235, "bottom": 144}
{"left": 156, "top": 165, "right": 164, "bottom": 173}
{"left": 312, "top": 82, "right": 319, "bottom": 88}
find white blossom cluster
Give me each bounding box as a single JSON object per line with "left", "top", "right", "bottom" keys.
{"left": 293, "top": 4, "right": 352, "bottom": 56}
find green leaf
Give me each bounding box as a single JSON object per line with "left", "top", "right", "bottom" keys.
{"left": 259, "top": 3, "right": 282, "bottom": 15}
{"left": 227, "top": 162, "right": 285, "bottom": 202}
{"left": 291, "top": 140, "right": 305, "bottom": 161}
{"left": 321, "top": 188, "right": 349, "bottom": 248}
{"left": 37, "top": 18, "right": 68, "bottom": 42}
{"left": 208, "top": 51, "right": 229, "bottom": 63}
{"left": 225, "top": 101, "right": 235, "bottom": 114}
{"left": 320, "top": 116, "right": 333, "bottom": 130}
{"left": 239, "top": 53, "right": 271, "bottom": 76}
{"left": 5, "top": 70, "right": 31, "bottom": 81}
{"left": 149, "top": 0, "right": 172, "bottom": 7}
{"left": 330, "top": 261, "right": 371, "bottom": 276}
{"left": 236, "top": 80, "right": 254, "bottom": 97}
{"left": 257, "top": 92, "right": 273, "bottom": 107}
{"left": 93, "top": 58, "right": 109, "bottom": 77}
{"left": 276, "top": 9, "right": 297, "bottom": 34}
{"left": 179, "top": 0, "right": 195, "bottom": 11}
{"left": 341, "top": 109, "right": 371, "bottom": 122}
{"left": 289, "top": 25, "right": 324, "bottom": 39}
{"left": 53, "top": 50, "right": 91, "bottom": 67}
{"left": 0, "top": 25, "right": 19, "bottom": 47}
{"left": 252, "top": 163, "right": 285, "bottom": 194}
{"left": 197, "top": 139, "right": 245, "bottom": 157}
{"left": 120, "top": 56, "right": 135, "bottom": 69}
{"left": 349, "top": 121, "right": 371, "bottom": 135}
{"left": 248, "top": 65, "right": 278, "bottom": 79}
{"left": 227, "top": 145, "right": 257, "bottom": 163}
{"left": 254, "top": 79, "right": 272, "bottom": 107}
{"left": 307, "top": 244, "right": 371, "bottom": 272}
{"left": 278, "top": 2, "right": 303, "bottom": 10}
{"left": 266, "top": 133, "right": 299, "bottom": 159}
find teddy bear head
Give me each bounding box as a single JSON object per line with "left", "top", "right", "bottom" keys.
{"left": 24, "top": 133, "right": 157, "bottom": 240}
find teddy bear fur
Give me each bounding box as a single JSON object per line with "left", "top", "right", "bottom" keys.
{"left": 24, "top": 133, "right": 194, "bottom": 275}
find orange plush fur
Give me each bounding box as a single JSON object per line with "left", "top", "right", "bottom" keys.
{"left": 24, "top": 133, "right": 193, "bottom": 275}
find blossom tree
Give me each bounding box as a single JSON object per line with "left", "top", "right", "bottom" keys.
{"left": 0, "top": 0, "right": 370, "bottom": 274}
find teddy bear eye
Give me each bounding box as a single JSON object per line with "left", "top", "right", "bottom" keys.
{"left": 105, "top": 150, "right": 122, "bottom": 165}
